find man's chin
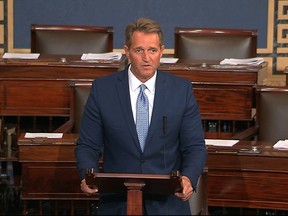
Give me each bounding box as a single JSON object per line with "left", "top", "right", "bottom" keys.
{"left": 142, "top": 70, "right": 154, "bottom": 75}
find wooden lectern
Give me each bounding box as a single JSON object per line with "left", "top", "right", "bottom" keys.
{"left": 85, "top": 169, "right": 182, "bottom": 215}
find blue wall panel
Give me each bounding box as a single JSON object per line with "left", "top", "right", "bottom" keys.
{"left": 14, "top": 0, "right": 268, "bottom": 49}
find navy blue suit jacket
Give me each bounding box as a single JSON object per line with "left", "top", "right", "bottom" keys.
{"left": 76, "top": 67, "right": 207, "bottom": 215}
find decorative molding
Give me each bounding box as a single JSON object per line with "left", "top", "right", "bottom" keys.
{"left": 272, "top": 0, "right": 288, "bottom": 76}
{"left": 0, "top": 0, "right": 5, "bottom": 54}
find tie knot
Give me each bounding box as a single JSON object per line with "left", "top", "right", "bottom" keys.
{"left": 139, "top": 84, "right": 147, "bottom": 93}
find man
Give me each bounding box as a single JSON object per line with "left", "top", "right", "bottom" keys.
{"left": 75, "top": 18, "right": 207, "bottom": 215}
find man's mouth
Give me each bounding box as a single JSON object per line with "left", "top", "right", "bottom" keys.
{"left": 142, "top": 64, "right": 151, "bottom": 68}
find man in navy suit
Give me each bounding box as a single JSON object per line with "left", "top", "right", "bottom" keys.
{"left": 75, "top": 18, "right": 207, "bottom": 215}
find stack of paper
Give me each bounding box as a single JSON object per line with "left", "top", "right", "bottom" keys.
{"left": 81, "top": 52, "right": 122, "bottom": 61}
{"left": 205, "top": 139, "right": 239, "bottom": 147}
{"left": 160, "top": 58, "right": 178, "bottom": 64}
{"left": 2, "top": 53, "right": 40, "bottom": 59}
{"left": 220, "top": 57, "right": 264, "bottom": 66}
{"left": 25, "top": 132, "right": 63, "bottom": 138}
{"left": 273, "top": 140, "right": 288, "bottom": 149}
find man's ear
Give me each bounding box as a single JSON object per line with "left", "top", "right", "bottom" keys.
{"left": 124, "top": 45, "right": 129, "bottom": 58}
{"left": 160, "top": 45, "right": 165, "bottom": 57}
{"left": 124, "top": 45, "right": 128, "bottom": 51}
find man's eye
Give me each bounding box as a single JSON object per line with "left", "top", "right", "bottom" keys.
{"left": 135, "top": 49, "right": 143, "bottom": 53}
{"left": 149, "top": 49, "right": 157, "bottom": 53}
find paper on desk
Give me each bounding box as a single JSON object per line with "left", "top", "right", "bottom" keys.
{"left": 2, "top": 53, "right": 40, "bottom": 59}
{"left": 25, "top": 133, "right": 63, "bottom": 139}
{"left": 220, "top": 57, "right": 264, "bottom": 66}
{"left": 273, "top": 140, "right": 288, "bottom": 149}
{"left": 81, "top": 52, "right": 122, "bottom": 61}
{"left": 205, "top": 139, "right": 239, "bottom": 147}
{"left": 160, "top": 58, "right": 178, "bottom": 63}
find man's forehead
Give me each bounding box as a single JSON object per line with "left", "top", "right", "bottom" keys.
{"left": 131, "top": 33, "right": 160, "bottom": 46}
{"left": 132, "top": 31, "right": 159, "bottom": 40}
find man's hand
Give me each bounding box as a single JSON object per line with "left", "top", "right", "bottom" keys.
{"left": 80, "top": 179, "right": 98, "bottom": 195}
{"left": 174, "top": 175, "right": 194, "bottom": 201}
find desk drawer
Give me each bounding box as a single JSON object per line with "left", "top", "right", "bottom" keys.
{"left": 194, "top": 84, "right": 252, "bottom": 120}
{"left": 21, "top": 162, "right": 98, "bottom": 200}
{"left": 0, "top": 80, "right": 70, "bottom": 115}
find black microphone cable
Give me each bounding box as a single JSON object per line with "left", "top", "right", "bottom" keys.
{"left": 162, "top": 116, "right": 167, "bottom": 170}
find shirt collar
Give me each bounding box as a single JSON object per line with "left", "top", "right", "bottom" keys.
{"left": 128, "top": 65, "right": 156, "bottom": 93}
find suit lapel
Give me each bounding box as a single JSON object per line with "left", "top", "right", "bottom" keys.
{"left": 115, "top": 70, "right": 169, "bottom": 152}
{"left": 115, "top": 70, "right": 141, "bottom": 150}
{"left": 146, "top": 72, "right": 168, "bottom": 144}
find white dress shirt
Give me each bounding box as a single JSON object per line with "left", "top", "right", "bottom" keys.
{"left": 128, "top": 65, "right": 156, "bottom": 125}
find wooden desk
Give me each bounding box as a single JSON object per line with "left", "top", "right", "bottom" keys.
{"left": 18, "top": 133, "right": 82, "bottom": 200}
{"left": 0, "top": 54, "right": 127, "bottom": 132}
{"left": 0, "top": 56, "right": 266, "bottom": 137}
{"left": 17, "top": 133, "right": 96, "bottom": 215}
{"left": 159, "top": 60, "right": 267, "bottom": 138}
{"left": 206, "top": 140, "right": 288, "bottom": 210}
{"left": 18, "top": 134, "right": 288, "bottom": 213}
{"left": 18, "top": 134, "right": 205, "bottom": 215}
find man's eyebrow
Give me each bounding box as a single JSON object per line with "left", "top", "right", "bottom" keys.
{"left": 137, "top": 46, "right": 157, "bottom": 49}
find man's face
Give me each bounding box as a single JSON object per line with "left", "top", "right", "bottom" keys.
{"left": 124, "top": 31, "right": 164, "bottom": 82}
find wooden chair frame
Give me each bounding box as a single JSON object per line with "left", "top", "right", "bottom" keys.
{"left": 55, "top": 82, "right": 92, "bottom": 133}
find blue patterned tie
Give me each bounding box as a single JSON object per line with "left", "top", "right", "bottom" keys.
{"left": 136, "top": 84, "right": 149, "bottom": 152}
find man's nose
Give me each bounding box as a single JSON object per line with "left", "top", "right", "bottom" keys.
{"left": 142, "top": 51, "right": 150, "bottom": 60}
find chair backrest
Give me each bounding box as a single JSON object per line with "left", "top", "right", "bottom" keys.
{"left": 31, "top": 24, "right": 113, "bottom": 55}
{"left": 70, "top": 82, "right": 92, "bottom": 133}
{"left": 256, "top": 87, "right": 288, "bottom": 142}
{"left": 174, "top": 28, "right": 257, "bottom": 61}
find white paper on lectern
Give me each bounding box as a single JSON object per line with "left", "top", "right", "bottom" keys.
{"left": 24, "top": 133, "right": 63, "bottom": 138}
{"left": 205, "top": 139, "right": 239, "bottom": 147}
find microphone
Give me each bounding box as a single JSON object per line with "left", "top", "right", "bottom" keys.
{"left": 162, "top": 116, "right": 167, "bottom": 135}
{"left": 163, "top": 116, "right": 167, "bottom": 170}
